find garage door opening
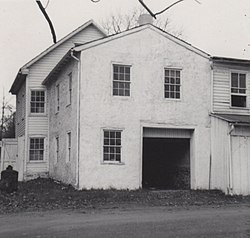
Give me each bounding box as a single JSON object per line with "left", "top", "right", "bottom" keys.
{"left": 142, "top": 137, "right": 191, "bottom": 190}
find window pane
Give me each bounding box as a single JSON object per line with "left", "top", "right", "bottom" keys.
{"left": 120, "top": 67, "right": 124, "bottom": 73}
{"left": 231, "top": 73, "right": 238, "bottom": 87}
{"left": 239, "top": 89, "right": 246, "bottom": 94}
{"left": 165, "top": 70, "right": 170, "bottom": 77}
{"left": 165, "top": 92, "right": 169, "bottom": 98}
{"left": 104, "top": 131, "right": 109, "bottom": 138}
{"left": 113, "top": 89, "right": 118, "bottom": 95}
{"left": 113, "top": 65, "right": 118, "bottom": 73}
{"left": 240, "top": 74, "right": 246, "bottom": 88}
{"left": 125, "top": 67, "right": 130, "bottom": 74}
{"left": 231, "top": 95, "right": 246, "bottom": 107}
{"left": 125, "top": 90, "right": 130, "bottom": 96}
{"left": 125, "top": 74, "right": 130, "bottom": 81}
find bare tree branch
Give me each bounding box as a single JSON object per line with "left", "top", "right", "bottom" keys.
{"left": 155, "top": 0, "right": 185, "bottom": 16}
{"left": 138, "top": 0, "right": 156, "bottom": 19}
{"left": 35, "top": 0, "right": 57, "bottom": 43}
{"left": 138, "top": 0, "right": 201, "bottom": 18}
{"left": 101, "top": 7, "right": 183, "bottom": 37}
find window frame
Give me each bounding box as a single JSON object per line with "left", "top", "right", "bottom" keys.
{"left": 230, "top": 71, "right": 248, "bottom": 108}
{"left": 112, "top": 64, "right": 131, "bottom": 97}
{"left": 67, "top": 72, "right": 72, "bottom": 106}
{"left": 55, "top": 136, "right": 59, "bottom": 163}
{"left": 30, "top": 89, "right": 46, "bottom": 115}
{"left": 28, "top": 136, "right": 45, "bottom": 162}
{"left": 102, "top": 129, "right": 123, "bottom": 164}
{"left": 66, "top": 131, "right": 71, "bottom": 163}
{"left": 55, "top": 84, "right": 60, "bottom": 113}
{"left": 164, "top": 68, "right": 182, "bottom": 100}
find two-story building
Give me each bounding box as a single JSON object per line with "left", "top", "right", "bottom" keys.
{"left": 9, "top": 20, "right": 106, "bottom": 181}
{"left": 10, "top": 17, "right": 250, "bottom": 195}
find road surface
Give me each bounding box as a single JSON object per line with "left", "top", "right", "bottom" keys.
{"left": 0, "top": 205, "right": 249, "bottom": 237}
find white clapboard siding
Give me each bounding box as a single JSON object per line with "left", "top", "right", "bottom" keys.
{"left": 211, "top": 116, "right": 229, "bottom": 192}
{"left": 213, "top": 66, "right": 250, "bottom": 114}
{"left": 231, "top": 135, "right": 250, "bottom": 195}
{"left": 29, "top": 25, "right": 104, "bottom": 87}
{"left": 28, "top": 117, "right": 48, "bottom": 134}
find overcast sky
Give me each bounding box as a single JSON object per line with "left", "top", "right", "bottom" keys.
{"left": 1, "top": 0, "right": 250, "bottom": 107}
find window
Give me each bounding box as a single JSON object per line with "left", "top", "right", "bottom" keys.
{"left": 68, "top": 73, "right": 72, "bottom": 105}
{"left": 231, "top": 72, "right": 247, "bottom": 108}
{"left": 164, "top": 69, "right": 181, "bottom": 99}
{"left": 30, "top": 90, "right": 45, "bottom": 113}
{"left": 113, "top": 64, "right": 131, "bottom": 96}
{"left": 103, "top": 130, "right": 121, "bottom": 162}
{"left": 67, "top": 132, "right": 71, "bottom": 162}
{"left": 55, "top": 137, "right": 59, "bottom": 163}
{"left": 29, "top": 138, "right": 44, "bottom": 161}
{"left": 55, "top": 84, "right": 60, "bottom": 112}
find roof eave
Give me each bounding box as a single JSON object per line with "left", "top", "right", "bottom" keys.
{"left": 74, "top": 24, "right": 211, "bottom": 59}
{"left": 212, "top": 56, "right": 250, "bottom": 66}
{"left": 9, "top": 69, "right": 28, "bottom": 95}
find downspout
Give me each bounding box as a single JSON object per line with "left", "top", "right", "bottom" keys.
{"left": 228, "top": 123, "right": 234, "bottom": 195}
{"left": 71, "top": 50, "right": 80, "bottom": 189}
{"left": 208, "top": 60, "right": 214, "bottom": 189}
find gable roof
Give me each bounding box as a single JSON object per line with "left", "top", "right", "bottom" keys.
{"left": 43, "top": 23, "right": 211, "bottom": 86}
{"left": 10, "top": 20, "right": 106, "bottom": 94}
{"left": 73, "top": 24, "right": 211, "bottom": 59}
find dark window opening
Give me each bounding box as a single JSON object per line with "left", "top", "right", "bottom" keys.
{"left": 231, "top": 95, "right": 246, "bottom": 108}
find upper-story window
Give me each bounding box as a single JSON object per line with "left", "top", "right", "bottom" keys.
{"left": 164, "top": 69, "right": 181, "bottom": 99}
{"left": 113, "top": 64, "right": 131, "bottom": 96}
{"left": 68, "top": 73, "right": 72, "bottom": 105}
{"left": 231, "top": 72, "right": 247, "bottom": 108}
{"left": 30, "top": 90, "right": 45, "bottom": 113}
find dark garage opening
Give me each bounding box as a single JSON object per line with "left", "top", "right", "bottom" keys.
{"left": 142, "top": 138, "right": 190, "bottom": 189}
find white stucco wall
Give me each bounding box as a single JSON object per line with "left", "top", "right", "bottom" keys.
{"left": 78, "top": 27, "right": 212, "bottom": 190}
{"left": 47, "top": 59, "right": 78, "bottom": 185}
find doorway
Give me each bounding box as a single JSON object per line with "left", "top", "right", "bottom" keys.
{"left": 142, "top": 128, "right": 192, "bottom": 189}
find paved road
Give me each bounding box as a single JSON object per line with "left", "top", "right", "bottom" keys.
{"left": 0, "top": 206, "right": 249, "bottom": 238}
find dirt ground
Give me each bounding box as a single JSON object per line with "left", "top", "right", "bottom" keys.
{"left": 0, "top": 178, "right": 249, "bottom": 214}
{"left": 0, "top": 205, "right": 250, "bottom": 238}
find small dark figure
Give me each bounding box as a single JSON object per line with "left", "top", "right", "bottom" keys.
{"left": 0, "top": 165, "right": 18, "bottom": 193}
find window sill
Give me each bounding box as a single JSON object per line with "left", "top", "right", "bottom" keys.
{"left": 101, "top": 161, "right": 125, "bottom": 165}
{"left": 29, "top": 113, "right": 47, "bottom": 117}
{"left": 230, "top": 106, "right": 249, "bottom": 110}
{"left": 28, "top": 160, "right": 46, "bottom": 163}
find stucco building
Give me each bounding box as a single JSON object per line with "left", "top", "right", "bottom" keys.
{"left": 9, "top": 18, "right": 250, "bottom": 195}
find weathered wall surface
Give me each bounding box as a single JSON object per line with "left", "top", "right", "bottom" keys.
{"left": 16, "top": 80, "right": 26, "bottom": 137}
{"left": 78, "top": 28, "right": 212, "bottom": 190}
{"left": 47, "top": 59, "right": 78, "bottom": 185}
